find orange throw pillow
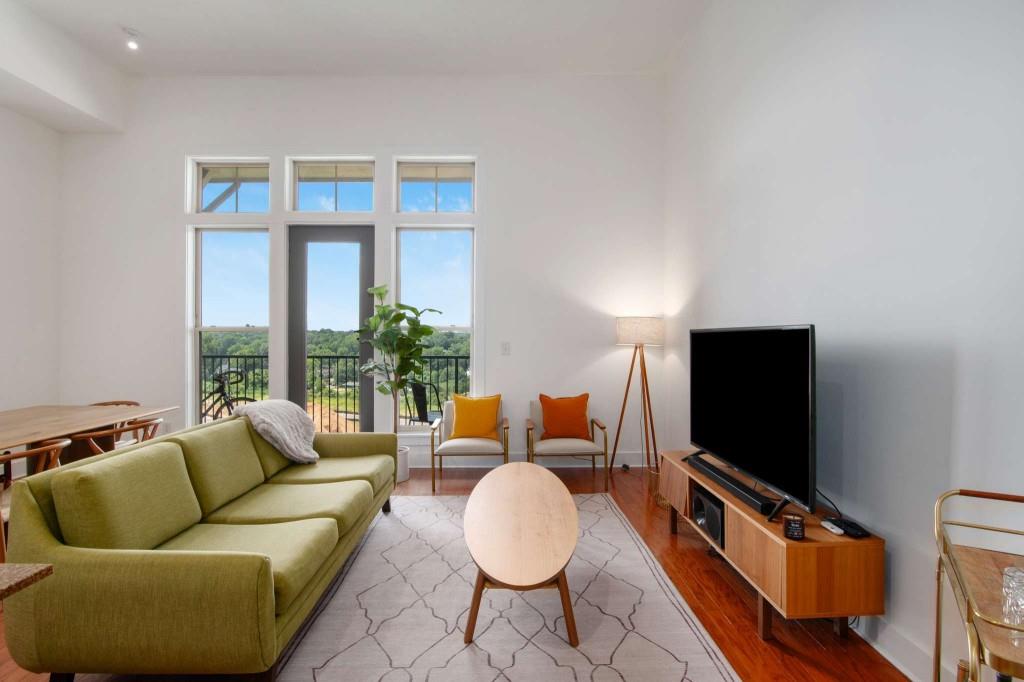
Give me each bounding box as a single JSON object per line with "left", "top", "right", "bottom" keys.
{"left": 540, "top": 393, "right": 591, "bottom": 440}
{"left": 450, "top": 394, "right": 501, "bottom": 440}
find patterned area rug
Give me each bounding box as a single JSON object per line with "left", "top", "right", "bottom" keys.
{"left": 280, "top": 494, "right": 737, "bottom": 681}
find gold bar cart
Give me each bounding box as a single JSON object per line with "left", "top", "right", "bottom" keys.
{"left": 934, "top": 489, "right": 1024, "bottom": 682}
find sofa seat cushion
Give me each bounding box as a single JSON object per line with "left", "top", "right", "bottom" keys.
{"left": 533, "top": 438, "right": 602, "bottom": 456}
{"left": 269, "top": 454, "right": 394, "bottom": 493}
{"left": 157, "top": 519, "right": 338, "bottom": 615}
{"left": 436, "top": 438, "right": 504, "bottom": 455}
{"left": 170, "top": 419, "right": 267, "bottom": 515}
{"left": 52, "top": 442, "right": 202, "bottom": 550}
{"left": 205, "top": 481, "right": 374, "bottom": 535}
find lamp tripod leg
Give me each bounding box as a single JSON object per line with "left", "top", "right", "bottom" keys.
{"left": 609, "top": 345, "right": 639, "bottom": 470}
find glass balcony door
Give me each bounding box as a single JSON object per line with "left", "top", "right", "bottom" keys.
{"left": 288, "top": 225, "right": 374, "bottom": 432}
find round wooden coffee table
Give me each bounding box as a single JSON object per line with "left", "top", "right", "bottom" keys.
{"left": 462, "top": 461, "right": 580, "bottom": 646}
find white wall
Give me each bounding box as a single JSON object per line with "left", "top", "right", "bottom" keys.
{"left": 0, "top": 0, "right": 124, "bottom": 132}
{"left": 0, "top": 104, "right": 61, "bottom": 408}
{"left": 662, "top": 1, "right": 1024, "bottom": 679}
{"left": 57, "top": 73, "right": 666, "bottom": 465}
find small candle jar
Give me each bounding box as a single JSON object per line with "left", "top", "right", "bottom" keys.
{"left": 782, "top": 513, "right": 805, "bottom": 540}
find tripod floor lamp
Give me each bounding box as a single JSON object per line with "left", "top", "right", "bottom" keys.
{"left": 610, "top": 317, "right": 665, "bottom": 472}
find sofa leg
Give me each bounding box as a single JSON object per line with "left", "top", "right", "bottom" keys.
{"left": 382, "top": 498, "right": 391, "bottom": 514}
{"left": 49, "top": 674, "right": 75, "bottom": 682}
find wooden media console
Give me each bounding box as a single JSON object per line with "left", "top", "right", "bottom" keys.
{"left": 659, "top": 450, "right": 885, "bottom": 640}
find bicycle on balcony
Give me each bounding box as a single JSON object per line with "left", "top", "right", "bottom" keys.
{"left": 200, "top": 369, "right": 257, "bottom": 421}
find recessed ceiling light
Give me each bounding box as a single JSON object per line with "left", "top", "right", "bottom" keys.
{"left": 122, "top": 26, "right": 140, "bottom": 52}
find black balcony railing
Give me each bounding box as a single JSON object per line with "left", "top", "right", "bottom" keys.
{"left": 199, "top": 354, "right": 470, "bottom": 431}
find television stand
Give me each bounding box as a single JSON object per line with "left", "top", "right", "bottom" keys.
{"left": 660, "top": 450, "right": 885, "bottom": 640}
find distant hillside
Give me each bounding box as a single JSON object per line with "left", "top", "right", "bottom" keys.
{"left": 201, "top": 329, "right": 470, "bottom": 357}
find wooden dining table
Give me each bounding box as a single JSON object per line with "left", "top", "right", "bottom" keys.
{"left": 0, "top": 404, "right": 179, "bottom": 463}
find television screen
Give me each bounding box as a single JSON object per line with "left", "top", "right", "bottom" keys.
{"left": 690, "top": 325, "right": 816, "bottom": 511}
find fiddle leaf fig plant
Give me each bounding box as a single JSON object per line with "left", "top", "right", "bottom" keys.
{"left": 359, "top": 284, "right": 439, "bottom": 433}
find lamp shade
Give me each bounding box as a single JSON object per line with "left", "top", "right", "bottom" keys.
{"left": 616, "top": 317, "right": 665, "bottom": 346}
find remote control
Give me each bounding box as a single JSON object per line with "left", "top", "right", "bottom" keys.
{"left": 821, "top": 519, "right": 845, "bottom": 535}
{"left": 824, "top": 516, "right": 870, "bottom": 539}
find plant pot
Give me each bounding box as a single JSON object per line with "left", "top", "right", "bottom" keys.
{"left": 396, "top": 445, "right": 410, "bottom": 483}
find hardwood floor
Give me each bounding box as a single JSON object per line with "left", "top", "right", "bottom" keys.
{"left": 0, "top": 466, "right": 907, "bottom": 681}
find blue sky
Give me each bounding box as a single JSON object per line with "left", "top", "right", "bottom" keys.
{"left": 201, "top": 230, "right": 270, "bottom": 326}
{"left": 297, "top": 181, "right": 374, "bottom": 211}
{"left": 201, "top": 228, "right": 472, "bottom": 331}
{"left": 400, "top": 180, "right": 473, "bottom": 212}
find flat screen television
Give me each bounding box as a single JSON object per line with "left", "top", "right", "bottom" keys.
{"left": 690, "top": 325, "right": 816, "bottom": 512}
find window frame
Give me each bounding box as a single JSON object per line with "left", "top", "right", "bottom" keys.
{"left": 189, "top": 226, "right": 271, "bottom": 423}
{"left": 287, "top": 156, "right": 376, "bottom": 213}
{"left": 395, "top": 159, "right": 476, "bottom": 214}
{"left": 192, "top": 160, "right": 272, "bottom": 214}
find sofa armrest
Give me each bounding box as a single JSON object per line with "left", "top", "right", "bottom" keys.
{"left": 6, "top": 544, "right": 276, "bottom": 675}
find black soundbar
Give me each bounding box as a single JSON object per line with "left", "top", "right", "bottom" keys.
{"left": 685, "top": 453, "right": 776, "bottom": 515}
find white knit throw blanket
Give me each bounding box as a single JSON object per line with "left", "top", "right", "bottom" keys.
{"left": 235, "top": 399, "right": 319, "bottom": 464}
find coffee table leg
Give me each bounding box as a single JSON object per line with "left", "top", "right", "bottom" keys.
{"left": 464, "top": 569, "right": 486, "bottom": 644}
{"left": 556, "top": 570, "right": 579, "bottom": 647}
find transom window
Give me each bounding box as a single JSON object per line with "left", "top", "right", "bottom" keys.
{"left": 197, "top": 163, "right": 270, "bottom": 213}
{"left": 398, "top": 162, "right": 474, "bottom": 213}
{"left": 294, "top": 161, "right": 374, "bottom": 212}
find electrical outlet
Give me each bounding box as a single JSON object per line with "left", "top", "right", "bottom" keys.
{"left": 501, "top": 341, "right": 511, "bottom": 356}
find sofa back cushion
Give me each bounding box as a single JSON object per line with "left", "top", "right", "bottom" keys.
{"left": 171, "top": 419, "right": 266, "bottom": 515}
{"left": 246, "top": 419, "right": 291, "bottom": 478}
{"left": 51, "top": 442, "right": 201, "bottom": 549}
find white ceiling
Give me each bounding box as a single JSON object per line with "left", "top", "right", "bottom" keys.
{"left": 15, "top": 0, "right": 689, "bottom": 77}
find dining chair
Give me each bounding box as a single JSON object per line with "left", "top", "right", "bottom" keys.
{"left": 0, "top": 438, "right": 70, "bottom": 562}
{"left": 70, "top": 417, "right": 164, "bottom": 456}
{"left": 430, "top": 399, "right": 509, "bottom": 492}
{"left": 91, "top": 400, "right": 142, "bottom": 441}
{"left": 526, "top": 399, "right": 609, "bottom": 490}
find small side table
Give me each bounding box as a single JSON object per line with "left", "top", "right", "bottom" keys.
{"left": 0, "top": 563, "right": 53, "bottom": 600}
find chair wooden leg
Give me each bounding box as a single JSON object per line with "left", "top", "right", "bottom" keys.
{"left": 431, "top": 451, "right": 436, "bottom": 493}
{"left": 382, "top": 498, "right": 391, "bottom": 514}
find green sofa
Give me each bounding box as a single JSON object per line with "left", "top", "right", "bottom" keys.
{"left": 4, "top": 416, "right": 396, "bottom": 679}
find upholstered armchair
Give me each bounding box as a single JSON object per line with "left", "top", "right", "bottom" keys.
{"left": 526, "top": 400, "right": 608, "bottom": 489}
{"left": 430, "top": 399, "right": 509, "bottom": 492}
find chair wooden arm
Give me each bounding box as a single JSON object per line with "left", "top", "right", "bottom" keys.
{"left": 0, "top": 438, "right": 70, "bottom": 481}
{"left": 429, "top": 418, "right": 442, "bottom": 432}
{"left": 525, "top": 418, "right": 536, "bottom": 431}
{"left": 0, "top": 439, "right": 71, "bottom": 465}
{"left": 591, "top": 418, "right": 607, "bottom": 431}
{"left": 501, "top": 417, "right": 510, "bottom": 431}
